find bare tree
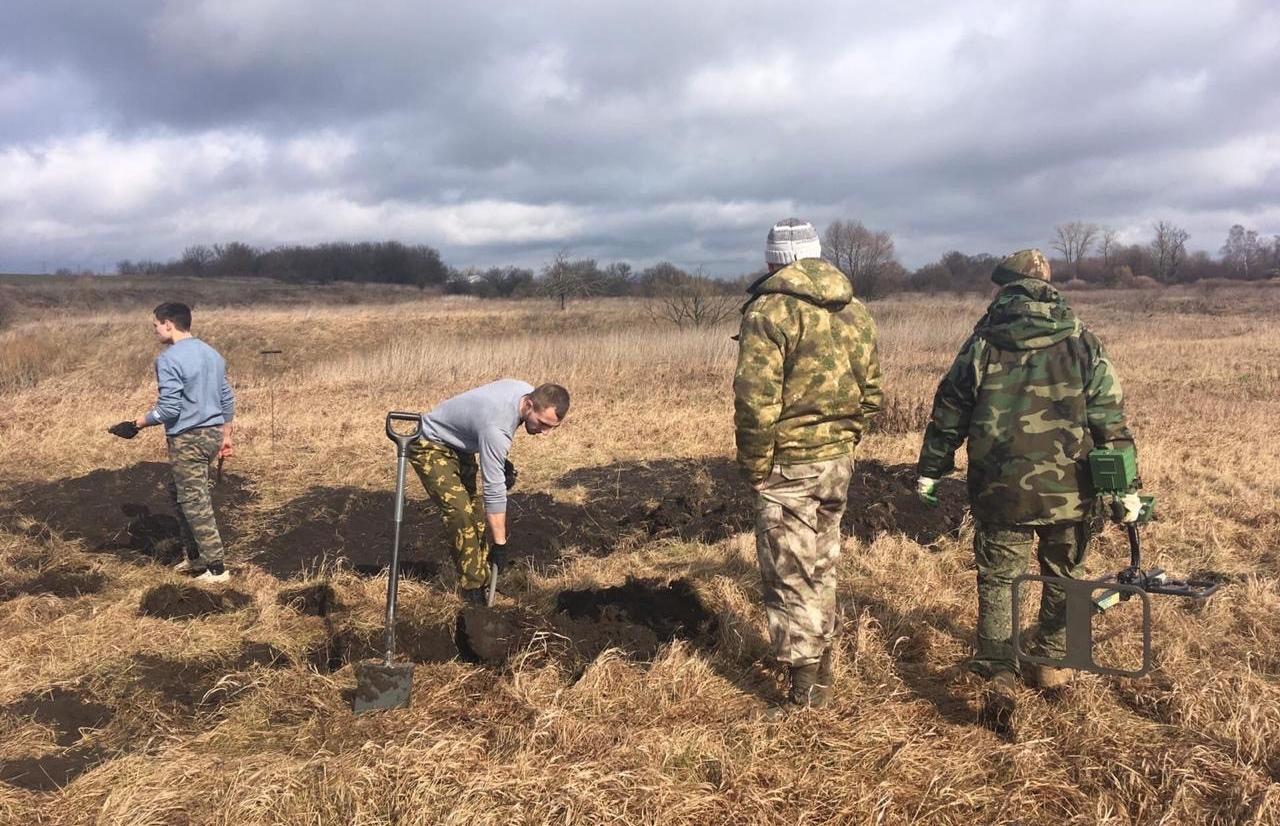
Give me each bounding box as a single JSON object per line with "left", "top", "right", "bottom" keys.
{"left": 822, "top": 220, "right": 900, "bottom": 298}
{"left": 651, "top": 283, "right": 737, "bottom": 329}
{"left": 1220, "top": 224, "right": 1262, "bottom": 279}
{"left": 1099, "top": 227, "right": 1119, "bottom": 271}
{"left": 1150, "top": 221, "right": 1190, "bottom": 283}
{"left": 1051, "top": 221, "right": 1099, "bottom": 281}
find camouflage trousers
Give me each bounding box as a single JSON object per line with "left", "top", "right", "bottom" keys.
{"left": 408, "top": 438, "right": 489, "bottom": 589}
{"left": 754, "top": 454, "right": 856, "bottom": 667}
{"left": 971, "top": 520, "right": 1093, "bottom": 678}
{"left": 166, "top": 427, "right": 225, "bottom": 565}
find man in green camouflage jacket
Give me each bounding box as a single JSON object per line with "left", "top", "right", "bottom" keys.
{"left": 916, "top": 249, "right": 1139, "bottom": 699}
{"left": 734, "top": 218, "right": 883, "bottom": 718}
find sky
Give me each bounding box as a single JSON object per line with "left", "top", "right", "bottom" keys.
{"left": 1, "top": 1, "right": 1278, "bottom": 275}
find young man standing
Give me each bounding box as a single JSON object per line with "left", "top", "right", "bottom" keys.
{"left": 110, "top": 302, "right": 235, "bottom": 582}
{"left": 734, "top": 218, "right": 883, "bottom": 718}
{"left": 411, "top": 380, "right": 569, "bottom": 603}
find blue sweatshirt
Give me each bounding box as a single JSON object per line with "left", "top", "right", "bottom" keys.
{"left": 420, "top": 379, "right": 533, "bottom": 514}
{"left": 145, "top": 337, "right": 235, "bottom": 436}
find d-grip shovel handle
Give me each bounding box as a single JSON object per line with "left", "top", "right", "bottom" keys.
{"left": 386, "top": 411, "right": 423, "bottom": 453}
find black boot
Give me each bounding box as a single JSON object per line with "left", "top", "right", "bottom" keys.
{"left": 764, "top": 662, "right": 822, "bottom": 721}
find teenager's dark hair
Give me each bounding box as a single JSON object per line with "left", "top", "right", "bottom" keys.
{"left": 153, "top": 302, "right": 192, "bottom": 331}
{"left": 528, "top": 383, "right": 570, "bottom": 418}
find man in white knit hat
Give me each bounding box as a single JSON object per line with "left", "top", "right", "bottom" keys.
{"left": 733, "top": 218, "right": 883, "bottom": 719}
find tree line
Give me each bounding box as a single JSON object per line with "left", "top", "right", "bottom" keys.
{"left": 112, "top": 219, "right": 1280, "bottom": 302}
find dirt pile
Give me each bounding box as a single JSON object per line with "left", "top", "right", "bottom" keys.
{"left": 139, "top": 583, "right": 253, "bottom": 619}
{"left": 0, "top": 567, "right": 107, "bottom": 602}
{"left": 277, "top": 582, "right": 339, "bottom": 617}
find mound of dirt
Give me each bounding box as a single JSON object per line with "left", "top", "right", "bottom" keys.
{"left": 352, "top": 560, "right": 439, "bottom": 581}
{"left": 129, "top": 642, "right": 291, "bottom": 710}
{"left": 556, "top": 578, "right": 715, "bottom": 642}
{"left": 313, "top": 620, "right": 457, "bottom": 673}
{"left": 0, "top": 746, "right": 107, "bottom": 792}
{"left": 0, "top": 568, "right": 107, "bottom": 602}
{"left": 277, "top": 582, "right": 339, "bottom": 617}
{"left": 139, "top": 583, "right": 252, "bottom": 620}
{"left": 5, "top": 688, "right": 113, "bottom": 747}
{"left": 844, "top": 460, "right": 967, "bottom": 545}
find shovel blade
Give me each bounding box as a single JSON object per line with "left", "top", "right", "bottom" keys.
{"left": 352, "top": 661, "right": 415, "bottom": 714}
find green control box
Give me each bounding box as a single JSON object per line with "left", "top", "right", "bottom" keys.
{"left": 1089, "top": 447, "right": 1138, "bottom": 494}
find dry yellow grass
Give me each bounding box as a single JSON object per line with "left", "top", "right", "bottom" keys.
{"left": 0, "top": 280, "right": 1278, "bottom": 825}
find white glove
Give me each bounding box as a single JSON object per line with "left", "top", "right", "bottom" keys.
{"left": 1119, "top": 493, "right": 1143, "bottom": 524}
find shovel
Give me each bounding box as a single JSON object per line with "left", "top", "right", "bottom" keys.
{"left": 353, "top": 411, "right": 422, "bottom": 714}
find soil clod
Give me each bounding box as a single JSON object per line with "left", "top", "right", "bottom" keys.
{"left": 139, "top": 583, "right": 252, "bottom": 620}
{"left": 455, "top": 605, "right": 524, "bottom": 665}
{"left": 5, "top": 688, "right": 113, "bottom": 747}
{"left": 278, "top": 582, "right": 338, "bottom": 617}
{"left": 0, "top": 746, "right": 107, "bottom": 792}
{"left": 556, "top": 578, "right": 715, "bottom": 642}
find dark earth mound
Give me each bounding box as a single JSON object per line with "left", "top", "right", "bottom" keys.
{"left": 139, "top": 583, "right": 252, "bottom": 620}
{"left": 0, "top": 568, "right": 107, "bottom": 602}
{"left": 277, "top": 582, "right": 339, "bottom": 617}
{"left": 0, "top": 746, "right": 107, "bottom": 792}
{"left": 5, "top": 687, "right": 113, "bottom": 747}
{"left": 556, "top": 578, "right": 715, "bottom": 642}
{"left": 352, "top": 559, "right": 439, "bottom": 581}
{"left": 313, "top": 620, "right": 457, "bottom": 673}
{"left": 0, "top": 462, "right": 253, "bottom": 560}
{"left": 129, "top": 642, "right": 291, "bottom": 709}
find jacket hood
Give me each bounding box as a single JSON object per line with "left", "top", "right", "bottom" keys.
{"left": 745, "top": 258, "right": 852, "bottom": 310}
{"left": 976, "top": 278, "right": 1078, "bottom": 350}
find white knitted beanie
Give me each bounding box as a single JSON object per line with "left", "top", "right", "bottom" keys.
{"left": 764, "top": 218, "right": 822, "bottom": 265}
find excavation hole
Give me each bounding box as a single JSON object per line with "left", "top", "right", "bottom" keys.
{"left": 555, "top": 578, "right": 715, "bottom": 642}
{"left": 277, "top": 582, "right": 339, "bottom": 617}
{"left": 5, "top": 688, "right": 113, "bottom": 747}
{"left": 139, "top": 583, "right": 252, "bottom": 620}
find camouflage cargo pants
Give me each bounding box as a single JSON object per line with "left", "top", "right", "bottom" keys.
{"left": 971, "top": 520, "right": 1093, "bottom": 677}
{"left": 408, "top": 438, "right": 489, "bottom": 589}
{"left": 755, "top": 454, "right": 856, "bottom": 667}
{"left": 166, "top": 427, "right": 225, "bottom": 565}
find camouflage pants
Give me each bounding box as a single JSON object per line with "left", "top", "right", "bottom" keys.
{"left": 971, "top": 520, "right": 1092, "bottom": 677}
{"left": 165, "top": 427, "right": 225, "bottom": 565}
{"left": 754, "top": 454, "right": 856, "bottom": 667}
{"left": 408, "top": 438, "right": 489, "bottom": 589}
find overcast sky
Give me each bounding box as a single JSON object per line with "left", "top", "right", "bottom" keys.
{"left": 1, "top": 1, "right": 1277, "bottom": 275}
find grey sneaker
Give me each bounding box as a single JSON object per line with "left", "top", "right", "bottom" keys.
{"left": 195, "top": 568, "right": 230, "bottom": 584}
{"left": 174, "top": 557, "right": 206, "bottom": 574}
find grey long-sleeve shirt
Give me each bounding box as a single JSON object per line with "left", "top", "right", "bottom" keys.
{"left": 145, "top": 337, "right": 235, "bottom": 436}
{"left": 419, "top": 379, "right": 532, "bottom": 513}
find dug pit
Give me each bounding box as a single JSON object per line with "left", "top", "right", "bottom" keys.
{"left": 139, "top": 583, "right": 253, "bottom": 620}
{"left": 0, "top": 747, "right": 108, "bottom": 792}
{"left": 128, "top": 642, "right": 291, "bottom": 710}
{"left": 556, "top": 578, "right": 715, "bottom": 642}
{"left": 0, "top": 568, "right": 107, "bottom": 602}
{"left": 277, "top": 582, "right": 339, "bottom": 617}
{"left": 313, "top": 620, "right": 457, "bottom": 673}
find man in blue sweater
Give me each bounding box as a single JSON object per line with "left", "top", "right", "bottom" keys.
{"left": 410, "top": 380, "right": 569, "bottom": 603}
{"left": 110, "top": 302, "right": 235, "bottom": 582}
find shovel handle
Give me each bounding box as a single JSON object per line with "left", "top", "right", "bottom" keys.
{"left": 386, "top": 412, "right": 423, "bottom": 453}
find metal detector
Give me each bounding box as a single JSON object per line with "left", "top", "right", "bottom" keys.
{"left": 353, "top": 411, "right": 422, "bottom": 714}
{"left": 1012, "top": 449, "right": 1224, "bottom": 679}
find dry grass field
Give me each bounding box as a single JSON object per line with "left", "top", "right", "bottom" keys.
{"left": 0, "top": 278, "right": 1278, "bottom": 825}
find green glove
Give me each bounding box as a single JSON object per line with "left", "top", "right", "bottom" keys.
{"left": 916, "top": 476, "right": 939, "bottom": 507}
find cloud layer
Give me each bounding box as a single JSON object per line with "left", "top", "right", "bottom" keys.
{"left": 2, "top": 1, "right": 1278, "bottom": 274}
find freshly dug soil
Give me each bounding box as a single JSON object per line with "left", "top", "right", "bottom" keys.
{"left": 5, "top": 688, "right": 113, "bottom": 747}
{"left": 314, "top": 620, "right": 457, "bottom": 673}
{"left": 0, "top": 568, "right": 107, "bottom": 602}
{"left": 139, "top": 583, "right": 252, "bottom": 620}
{"left": 129, "top": 642, "right": 291, "bottom": 709}
{"left": 555, "top": 578, "right": 715, "bottom": 642}
{"left": 277, "top": 582, "right": 338, "bottom": 617}
{"left": 0, "top": 746, "right": 107, "bottom": 792}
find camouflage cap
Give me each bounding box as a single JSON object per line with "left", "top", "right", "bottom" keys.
{"left": 991, "top": 248, "right": 1052, "bottom": 285}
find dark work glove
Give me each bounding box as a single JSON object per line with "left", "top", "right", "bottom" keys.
{"left": 503, "top": 459, "right": 518, "bottom": 490}
{"left": 108, "top": 421, "right": 140, "bottom": 440}
{"left": 489, "top": 542, "right": 513, "bottom": 571}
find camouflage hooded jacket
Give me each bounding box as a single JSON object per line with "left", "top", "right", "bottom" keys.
{"left": 917, "top": 278, "right": 1135, "bottom": 525}
{"left": 733, "top": 258, "right": 883, "bottom": 484}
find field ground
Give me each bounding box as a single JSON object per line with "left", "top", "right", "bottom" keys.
{"left": 0, "top": 279, "right": 1278, "bottom": 825}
